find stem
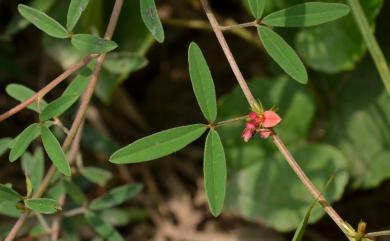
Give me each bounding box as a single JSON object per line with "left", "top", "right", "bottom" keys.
{"left": 366, "top": 230, "right": 390, "bottom": 238}
{"left": 63, "top": 207, "right": 87, "bottom": 218}
{"left": 0, "top": 56, "right": 94, "bottom": 122}
{"left": 63, "top": 0, "right": 124, "bottom": 149}
{"left": 163, "top": 18, "right": 262, "bottom": 49}
{"left": 35, "top": 212, "right": 51, "bottom": 233}
{"left": 347, "top": 0, "right": 390, "bottom": 95}
{"left": 220, "top": 21, "right": 258, "bottom": 31}
{"left": 214, "top": 115, "right": 248, "bottom": 127}
{"left": 199, "top": 0, "right": 348, "bottom": 237}
{"left": 271, "top": 134, "right": 345, "bottom": 231}
{"left": 199, "top": 0, "right": 255, "bottom": 105}
{"left": 4, "top": 1, "right": 124, "bottom": 240}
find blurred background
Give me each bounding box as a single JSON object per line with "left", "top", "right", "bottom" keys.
{"left": 0, "top": 0, "right": 389, "bottom": 240}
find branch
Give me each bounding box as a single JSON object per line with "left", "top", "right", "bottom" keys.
{"left": 199, "top": 0, "right": 347, "bottom": 236}
{"left": 199, "top": 0, "right": 255, "bottom": 106}
{"left": 0, "top": 56, "right": 94, "bottom": 122}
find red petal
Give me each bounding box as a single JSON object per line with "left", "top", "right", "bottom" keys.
{"left": 241, "top": 128, "right": 253, "bottom": 142}
{"left": 262, "top": 111, "right": 281, "bottom": 128}
{"left": 248, "top": 111, "right": 258, "bottom": 120}
{"left": 259, "top": 129, "right": 272, "bottom": 139}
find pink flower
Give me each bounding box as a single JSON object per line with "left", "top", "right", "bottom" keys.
{"left": 241, "top": 128, "right": 253, "bottom": 142}
{"left": 261, "top": 111, "right": 281, "bottom": 128}
{"left": 248, "top": 111, "right": 261, "bottom": 125}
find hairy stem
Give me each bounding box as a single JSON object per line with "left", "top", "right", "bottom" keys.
{"left": 199, "top": 0, "right": 347, "bottom": 236}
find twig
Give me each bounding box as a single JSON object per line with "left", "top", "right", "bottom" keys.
{"left": 163, "top": 18, "right": 262, "bottom": 49}
{"left": 199, "top": 0, "right": 255, "bottom": 105}
{"left": 199, "top": 0, "right": 347, "bottom": 236}
{"left": 0, "top": 56, "right": 94, "bottom": 122}
{"left": 4, "top": 1, "right": 124, "bottom": 240}
{"left": 214, "top": 115, "right": 247, "bottom": 127}
{"left": 35, "top": 212, "right": 51, "bottom": 233}
{"left": 220, "top": 20, "right": 258, "bottom": 31}
{"left": 271, "top": 134, "right": 344, "bottom": 231}
{"left": 63, "top": 207, "right": 87, "bottom": 218}
{"left": 366, "top": 230, "right": 390, "bottom": 238}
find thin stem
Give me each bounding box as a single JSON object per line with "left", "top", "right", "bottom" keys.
{"left": 35, "top": 212, "right": 51, "bottom": 233}
{"left": 220, "top": 20, "right": 258, "bottom": 31}
{"left": 366, "top": 230, "right": 390, "bottom": 238}
{"left": 271, "top": 134, "right": 345, "bottom": 232}
{"left": 214, "top": 115, "right": 248, "bottom": 127}
{"left": 347, "top": 0, "right": 390, "bottom": 95}
{"left": 63, "top": 207, "right": 87, "bottom": 218}
{"left": 199, "top": 0, "right": 255, "bottom": 105}
{"left": 0, "top": 56, "right": 94, "bottom": 122}
{"left": 163, "top": 18, "right": 262, "bottom": 49}
{"left": 4, "top": 214, "right": 28, "bottom": 241}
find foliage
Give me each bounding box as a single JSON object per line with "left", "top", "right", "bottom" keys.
{"left": 0, "top": 0, "right": 389, "bottom": 240}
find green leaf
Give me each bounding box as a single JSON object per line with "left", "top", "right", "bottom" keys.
{"left": 41, "top": 125, "right": 71, "bottom": 176}
{"left": 295, "top": 0, "right": 383, "bottom": 73}
{"left": 64, "top": 180, "right": 87, "bottom": 205}
{"left": 0, "top": 184, "right": 22, "bottom": 203}
{"left": 81, "top": 166, "right": 112, "bottom": 187}
{"left": 25, "top": 198, "right": 60, "bottom": 214}
{"left": 0, "top": 201, "right": 22, "bottom": 218}
{"left": 100, "top": 208, "right": 132, "bottom": 227}
{"left": 40, "top": 94, "right": 79, "bottom": 121}
{"left": 110, "top": 124, "right": 207, "bottom": 164}
{"left": 85, "top": 211, "right": 125, "bottom": 241}
{"left": 292, "top": 202, "right": 316, "bottom": 241}
{"left": 66, "top": 0, "right": 90, "bottom": 31}
{"left": 263, "top": 2, "right": 350, "bottom": 27}
{"left": 21, "top": 148, "right": 44, "bottom": 193}
{"left": 90, "top": 184, "right": 143, "bottom": 210}
{"left": 6, "top": 0, "right": 56, "bottom": 36}
{"left": 63, "top": 61, "right": 95, "bottom": 97}
{"left": 0, "top": 138, "right": 12, "bottom": 156}
{"left": 9, "top": 123, "right": 41, "bottom": 162}
{"left": 140, "top": 0, "right": 165, "bottom": 43}
{"left": 248, "top": 0, "right": 265, "bottom": 19}
{"left": 204, "top": 130, "right": 226, "bottom": 217}
{"left": 6, "top": 84, "right": 47, "bottom": 112}
{"left": 71, "top": 34, "right": 118, "bottom": 54}
{"left": 188, "top": 42, "right": 217, "bottom": 123}
{"left": 258, "top": 26, "right": 308, "bottom": 84}
{"left": 103, "top": 52, "right": 148, "bottom": 74}
{"left": 18, "top": 4, "right": 69, "bottom": 38}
